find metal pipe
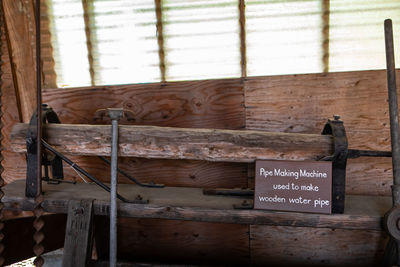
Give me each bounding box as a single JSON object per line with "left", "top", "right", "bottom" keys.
{"left": 109, "top": 119, "right": 118, "bottom": 267}
{"left": 33, "top": 1, "right": 45, "bottom": 266}
{"left": 385, "top": 19, "right": 400, "bottom": 205}
{"left": 41, "top": 140, "right": 133, "bottom": 202}
{"left": 347, "top": 149, "right": 392, "bottom": 158}
{"left": 36, "top": 0, "right": 42, "bottom": 197}
{"left": 98, "top": 156, "right": 164, "bottom": 188}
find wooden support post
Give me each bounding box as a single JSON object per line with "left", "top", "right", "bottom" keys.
{"left": 3, "top": 0, "right": 37, "bottom": 122}
{"left": 62, "top": 199, "right": 94, "bottom": 267}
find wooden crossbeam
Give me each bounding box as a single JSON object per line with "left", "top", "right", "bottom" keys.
{"left": 2, "top": 180, "right": 390, "bottom": 231}
{"left": 11, "top": 123, "right": 333, "bottom": 162}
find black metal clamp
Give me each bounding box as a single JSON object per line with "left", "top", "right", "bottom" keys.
{"left": 26, "top": 104, "right": 65, "bottom": 197}
{"left": 321, "top": 115, "right": 348, "bottom": 214}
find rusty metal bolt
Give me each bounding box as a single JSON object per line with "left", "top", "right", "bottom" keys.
{"left": 74, "top": 207, "right": 84, "bottom": 215}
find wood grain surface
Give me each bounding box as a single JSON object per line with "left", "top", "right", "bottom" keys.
{"left": 95, "top": 218, "right": 250, "bottom": 265}
{"left": 250, "top": 225, "right": 387, "bottom": 266}
{"left": 3, "top": 0, "right": 37, "bottom": 123}
{"left": 11, "top": 123, "right": 333, "bottom": 162}
{"left": 43, "top": 79, "right": 245, "bottom": 129}
{"left": 2, "top": 179, "right": 390, "bottom": 265}
{"left": 1, "top": 22, "right": 26, "bottom": 184}
{"left": 66, "top": 156, "right": 249, "bottom": 188}
{"left": 245, "top": 70, "right": 400, "bottom": 196}
{"left": 2, "top": 180, "right": 391, "bottom": 231}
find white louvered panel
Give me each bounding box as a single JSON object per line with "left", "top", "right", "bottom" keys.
{"left": 330, "top": 0, "right": 400, "bottom": 72}
{"left": 163, "top": 0, "right": 241, "bottom": 81}
{"left": 246, "top": 0, "right": 323, "bottom": 76}
{"left": 49, "top": 0, "right": 91, "bottom": 87}
{"left": 91, "top": 0, "right": 160, "bottom": 85}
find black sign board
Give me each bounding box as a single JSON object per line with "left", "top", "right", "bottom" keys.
{"left": 254, "top": 160, "right": 332, "bottom": 214}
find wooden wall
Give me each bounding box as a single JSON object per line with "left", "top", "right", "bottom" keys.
{"left": 2, "top": 57, "right": 395, "bottom": 266}
{"left": 245, "top": 71, "right": 398, "bottom": 196}
{"left": 36, "top": 71, "right": 394, "bottom": 265}
{"left": 1, "top": 1, "right": 396, "bottom": 265}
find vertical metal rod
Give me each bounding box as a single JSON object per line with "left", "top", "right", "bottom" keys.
{"left": 384, "top": 18, "right": 400, "bottom": 266}
{"left": 110, "top": 119, "right": 118, "bottom": 267}
{"left": 36, "top": 0, "right": 42, "bottom": 197}
{"left": 385, "top": 19, "right": 400, "bottom": 202}
{"left": 33, "top": 1, "right": 45, "bottom": 266}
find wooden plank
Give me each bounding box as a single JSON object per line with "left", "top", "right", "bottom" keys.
{"left": 3, "top": 214, "right": 67, "bottom": 266}
{"left": 62, "top": 157, "right": 248, "bottom": 189}
{"left": 244, "top": 70, "right": 400, "bottom": 196}
{"left": 94, "top": 218, "right": 250, "bottom": 265}
{"left": 1, "top": 16, "right": 26, "bottom": 184}
{"left": 63, "top": 199, "right": 94, "bottom": 267}
{"left": 347, "top": 157, "right": 393, "bottom": 196}
{"left": 245, "top": 70, "right": 394, "bottom": 143}
{"left": 250, "top": 225, "right": 387, "bottom": 266}
{"left": 11, "top": 123, "right": 333, "bottom": 162}
{"left": 42, "top": 79, "right": 245, "bottom": 129}
{"left": 3, "top": 0, "right": 37, "bottom": 122}
{"left": 2, "top": 180, "right": 391, "bottom": 231}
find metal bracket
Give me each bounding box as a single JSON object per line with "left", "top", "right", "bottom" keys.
{"left": 94, "top": 108, "right": 135, "bottom": 122}
{"left": 233, "top": 200, "right": 254, "bottom": 209}
{"left": 321, "top": 115, "right": 348, "bottom": 214}
{"left": 383, "top": 184, "right": 400, "bottom": 267}
{"left": 26, "top": 104, "right": 64, "bottom": 197}
{"left": 203, "top": 188, "right": 254, "bottom": 197}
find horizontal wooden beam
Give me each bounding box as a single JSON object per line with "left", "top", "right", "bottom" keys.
{"left": 3, "top": 180, "right": 389, "bottom": 231}
{"left": 11, "top": 123, "right": 333, "bottom": 162}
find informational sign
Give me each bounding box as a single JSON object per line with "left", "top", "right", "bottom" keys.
{"left": 254, "top": 160, "right": 332, "bottom": 214}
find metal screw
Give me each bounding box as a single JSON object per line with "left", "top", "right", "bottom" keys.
{"left": 74, "top": 207, "right": 84, "bottom": 215}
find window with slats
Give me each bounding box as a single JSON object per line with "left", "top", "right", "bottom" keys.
{"left": 162, "top": 0, "right": 241, "bottom": 80}
{"left": 90, "top": 0, "right": 160, "bottom": 85}
{"left": 246, "top": 0, "right": 323, "bottom": 76}
{"left": 48, "top": 0, "right": 91, "bottom": 87}
{"left": 330, "top": 0, "right": 400, "bottom": 72}
{"left": 46, "top": 0, "right": 400, "bottom": 88}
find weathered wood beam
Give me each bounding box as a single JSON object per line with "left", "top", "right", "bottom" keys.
{"left": 3, "top": 0, "right": 37, "bottom": 122}
{"left": 2, "top": 180, "right": 389, "bottom": 231}
{"left": 11, "top": 123, "right": 333, "bottom": 162}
